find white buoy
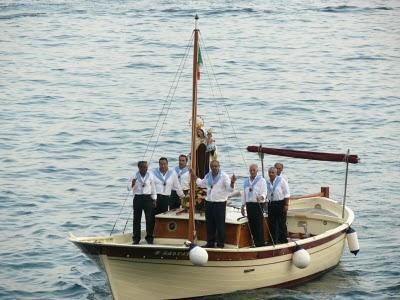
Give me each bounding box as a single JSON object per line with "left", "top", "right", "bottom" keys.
{"left": 292, "top": 245, "right": 311, "bottom": 269}
{"left": 189, "top": 244, "right": 208, "bottom": 266}
{"left": 346, "top": 227, "right": 360, "bottom": 256}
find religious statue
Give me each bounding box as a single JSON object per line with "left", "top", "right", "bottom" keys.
{"left": 193, "top": 117, "right": 218, "bottom": 179}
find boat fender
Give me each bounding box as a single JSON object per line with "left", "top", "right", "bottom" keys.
{"left": 292, "top": 245, "right": 310, "bottom": 269}
{"left": 188, "top": 243, "right": 208, "bottom": 266}
{"left": 346, "top": 227, "right": 360, "bottom": 256}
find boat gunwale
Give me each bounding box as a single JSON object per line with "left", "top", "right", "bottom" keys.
{"left": 68, "top": 197, "right": 354, "bottom": 250}
{"left": 68, "top": 199, "right": 354, "bottom": 263}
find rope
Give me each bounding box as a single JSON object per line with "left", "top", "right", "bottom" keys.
{"left": 109, "top": 190, "right": 131, "bottom": 236}
{"left": 112, "top": 30, "right": 251, "bottom": 235}
{"left": 123, "top": 206, "right": 133, "bottom": 234}
{"left": 198, "top": 34, "right": 232, "bottom": 166}
{"left": 199, "top": 34, "right": 248, "bottom": 171}
{"left": 143, "top": 32, "right": 194, "bottom": 163}
{"left": 110, "top": 34, "right": 195, "bottom": 235}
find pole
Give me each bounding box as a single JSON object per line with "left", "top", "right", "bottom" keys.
{"left": 188, "top": 15, "right": 199, "bottom": 241}
{"left": 342, "top": 149, "right": 350, "bottom": 219}
{"left": 259, "top": 144, "right": 265, "bottom": 178}
{"left": 258, "top": 203, "right": 275, "bottom": 247}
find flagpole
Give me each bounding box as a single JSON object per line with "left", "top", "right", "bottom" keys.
{"left": 188, "top": 15, "right": 199, "bottom": 242}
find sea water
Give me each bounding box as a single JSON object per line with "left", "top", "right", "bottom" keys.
{"left": 0, "top": 0, "right": 399, "bottom": 299}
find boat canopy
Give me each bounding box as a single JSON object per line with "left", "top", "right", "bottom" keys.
{"left": 247, "top": 145, "right": 360, "bottom": 164}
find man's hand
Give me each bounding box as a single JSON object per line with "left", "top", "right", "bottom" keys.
{"left": 241, "top": 205, "right": 246, "bottom": 217}
{"left": 189, "top": 168, "right": 197, "bottom": 181}
{"left": 131, "top": 178, "right": 137, "bottom": 187}
{"left": 283, "top": 204, "right": 288, "bottom": 213}
{"left": 230, "top": 174, "right": 237, "bottom": 188}
{"left": 283, "top": 199, "right": 289, "bottom": 213}
{"left": 256, "top": 195, "right": 264, "bottom": 203}
{"left": 231, "top": 174, "right": 237, "bottom": 183}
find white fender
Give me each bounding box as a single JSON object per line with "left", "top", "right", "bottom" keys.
{"left": 189, "top": 245, "right": 208, "bottom": 266}
{"left": 292, "top": 246, "right": 310, "bottom": 269}
{"left": 346, "top": 227, "right": 360, "bottom": 256}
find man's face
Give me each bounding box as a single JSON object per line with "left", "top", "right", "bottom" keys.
{"left": 249, "top": 165, "right": 258, "bottom": 178}
{"left": 159, "top": 160, "right": 168, "bottom": 172}
{"left": 179, "top": 156, "right": 187, "bottom": 168}
{"left": 268, "top": 169, "right": 277, "bottom": 181}
{"left": 210, "top": 161, "right": 220, "bottom": 175}
{"left": 275, "top": 164, "right": 283, "bottom": 175}
{"left": 139, "top": 163, "right": 148, "bottom": 175}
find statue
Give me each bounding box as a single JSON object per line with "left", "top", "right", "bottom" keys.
{"left": 193, "top": 117, "right": 217, "bottom": 179}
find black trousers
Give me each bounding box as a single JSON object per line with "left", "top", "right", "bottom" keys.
{"left": 205, "top": 201, "right": 226, "bottom": 247}
{"left": 169, "top": 190, "right": 181, "bottom": 209}
{"left": 170, "top": 189, "right": 189, "bottom": 209}
{"left": 246, "top": 202, "right": 265, "bottom": 247}
{"left": 155, "top": 194, "right": 170, "bottom": 215}
{"left": 267, "top": 200, "right": 288, "bottom": 244}
{"left": 133, "top": 194, "right": 155, "bottom": 243}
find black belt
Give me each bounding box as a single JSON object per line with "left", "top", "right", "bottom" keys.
{"left": 269, "top": 199, "right": 284, "bottom": 203}
{"left": 134, "top": 194, "right": 152, "bottom": 198}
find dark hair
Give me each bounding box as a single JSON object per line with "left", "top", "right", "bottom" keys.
{"left": 210, "top": 159, "right": 219, "bottom": 166}
{"left": 179, "top": 154, "right": 188, "bottom": 162}
{"left": 159, "top": 157, "right": 168, "bottom": 163}
{"left": 137, "top": 161, "right": 147, "bottom": 168}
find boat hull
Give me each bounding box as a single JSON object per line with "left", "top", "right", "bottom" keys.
{"left": 72, "top": 230, "right": 346, "bottom": 299}
{"left": 70, "top": 196, "right": 354, "bottom": 299}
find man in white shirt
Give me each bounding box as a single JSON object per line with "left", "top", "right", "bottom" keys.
{"left": 241, "top": 164, "right": 267, "bottom": 247}
{"left": 266, "top": 166, "right": 290, "bottom": 244}
{"left": 152, "top": 157, "right": 185, "bottom": 215}
{"left": 170, "top": 154, "right": 190, "bottom": 209}
{"left": 196, "top": 160, "right": 236, "bottom": 248}
{"left": 274, "top": 162, "right": 288, "bottom": 182}
{"left": 127, "top": 161, "right": 157, "bottom": 244}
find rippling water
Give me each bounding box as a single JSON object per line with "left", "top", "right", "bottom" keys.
{"left": 1, "top": 0, "right": 399, "bottom": 299}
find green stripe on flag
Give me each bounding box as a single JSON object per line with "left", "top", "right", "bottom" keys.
{"left": 198, "top": 47, "right": 203, "bottom": 65}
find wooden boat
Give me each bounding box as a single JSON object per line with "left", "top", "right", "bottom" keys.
{"left": 69, "top": 15, "right": 360, "bottom": 300}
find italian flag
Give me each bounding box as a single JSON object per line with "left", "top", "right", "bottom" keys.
{"left": 197, "top": 46, "right": 203, "bottom": 80}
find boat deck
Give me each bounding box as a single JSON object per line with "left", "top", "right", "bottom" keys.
{"left": 289, "top": 207, "right": 339, "bottom": 218}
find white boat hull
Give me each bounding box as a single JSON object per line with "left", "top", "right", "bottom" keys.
{"left": 101, "top": 234, "right": 345, "bottom": 299}
{"left": 70, "top": 196, "right": 355, "bottom": 299}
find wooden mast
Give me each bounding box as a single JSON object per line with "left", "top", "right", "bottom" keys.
{"left": 188, "top": 15, "right": 199, "bottom": 242}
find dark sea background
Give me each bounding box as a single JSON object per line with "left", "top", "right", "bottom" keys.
{"left": 1, "top": 0, "right": 399, "bottom": 299}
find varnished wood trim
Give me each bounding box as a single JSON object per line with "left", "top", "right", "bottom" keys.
{"left": 72, "top": 228, "right": 346, "bottom": 262}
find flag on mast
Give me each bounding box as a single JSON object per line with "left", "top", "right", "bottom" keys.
{"left": 197, "top": 46, "right": 203, "bottom": 80}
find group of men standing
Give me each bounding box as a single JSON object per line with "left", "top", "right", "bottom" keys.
{"left": 241, "top": 162, "right": 290, "bottom": 247}
{"left": 127, "top": 156, "right": 189, "bottom": 244}
{"left": 128, "top": 156, "right": 289, "bottom": 248}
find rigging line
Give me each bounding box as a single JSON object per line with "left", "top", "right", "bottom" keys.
{"left": 123, "top": 206, "right": 133, "bottom": 234}
{"left": 110, "top": 190, "right": 131, "bottom": 236}
{"left": 148, "top": 33, "right": 195, "bottom": 163}
{"left": 143, "top": 32, "right": 194, "bottom": 161}
{"left": 145, "top": 33, "right": 194, "bottom": 162}
{"left": 199, "top": 34, "right": 232, "bottom": 167}
{"left": 222, "top": 97, "right": 248, "bottom": 168}
{"left": 200, "top": 35, "right": 247, "bottom": 169}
